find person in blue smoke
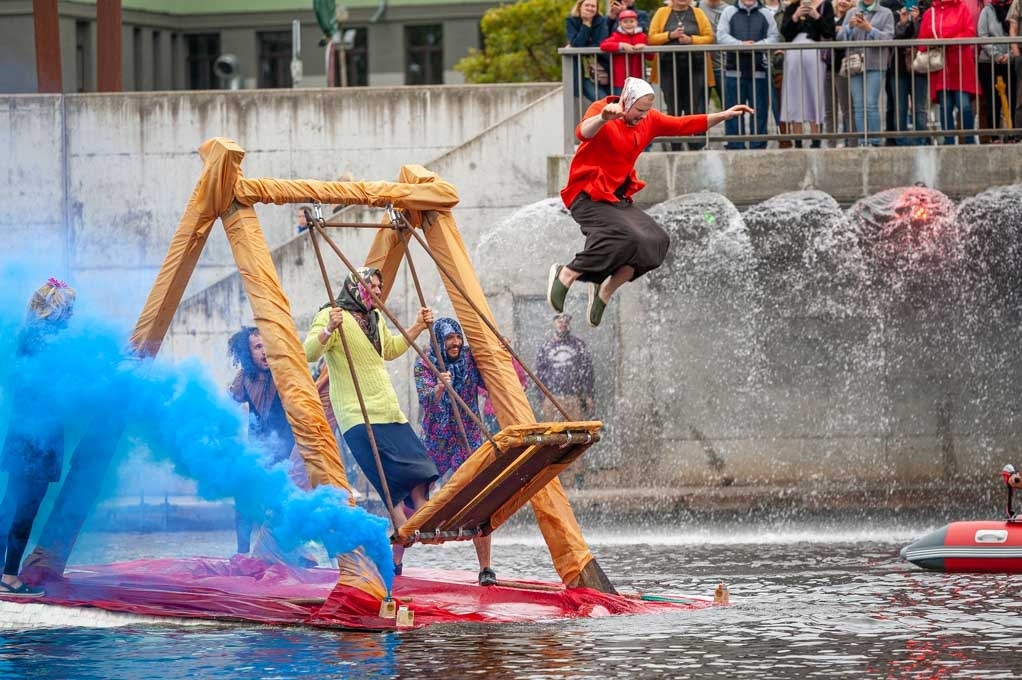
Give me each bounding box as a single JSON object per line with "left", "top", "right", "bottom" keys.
{"left": 0, "top": 278, "right": 77, "bottom": 598}
{"left": 227, "top": 326, "right": 296, "bottom": 554}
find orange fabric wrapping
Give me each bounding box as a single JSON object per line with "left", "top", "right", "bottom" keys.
{"left": 336, "top": 550, "right": 388, "bottom": 601}
{"left": 220, "top": 207, "right": 352, "bottom": 493}
{"left": 233, "top": 173, "right": 459, "bottom": 213}
{"left": 366, "top": 165, "right": 455, "bottom": 294}
{"left": 130, "top": 137, "right": 245, "bottom": 356}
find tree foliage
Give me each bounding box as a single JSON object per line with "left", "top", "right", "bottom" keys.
{"left": 456, "top": 0, "right": 574, "bottom": 83}
{"left": 633, "top": 0, "right": 664, "bottom": 15}
{"left": 455, "top": 0, "right": 668, "bottom": 83}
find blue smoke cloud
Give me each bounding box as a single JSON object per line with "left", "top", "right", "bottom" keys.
{"left": 0, "top": 262, "right": 395, "bottom": 591}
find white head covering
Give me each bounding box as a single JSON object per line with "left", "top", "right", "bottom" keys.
{"left": 620, "top": 77, "right": 655, "bottom": 113}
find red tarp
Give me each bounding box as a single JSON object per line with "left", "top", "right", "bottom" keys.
{"left": 9, "top": 557, "right": 713, "bottom": 630}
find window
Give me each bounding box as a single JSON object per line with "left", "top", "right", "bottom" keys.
{"left": 186, "top": 33, "right": 220, "bottom": 90}
{"left": 257, "top": 30, "right": 292, "bottom": 88}
{"left": 133, "top": 27, "right": 143, "bottom": 90}
{"left": 344, "top": 27, "right": 368, "bottom": 87}
{"left": 75, "top": 20, "right": 91, "bottom": 92}
{"left": 405, "top": 24, "right": 443, "bottom": 85}
{"left": 153, "top": 31, "right": 162, "bottom": 90}
{"left": 170, "top": 33, "right": 182, "bottom": 89}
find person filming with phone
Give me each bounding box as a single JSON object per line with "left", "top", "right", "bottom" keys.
{"left": 779, "top": 0, "right": 836, "bottom": 147}
{"left": 836, "top": 0, "right": 895, "bottom": 146}
{"left": 607, "top": 0, "right": 650, "bottom": 32}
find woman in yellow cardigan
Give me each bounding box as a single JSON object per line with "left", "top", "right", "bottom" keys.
{"left": 305, "top": 267, "right": 439, "bottom": 576}
{"left": 648, "top": 0, "right": 715, "bottom": 150}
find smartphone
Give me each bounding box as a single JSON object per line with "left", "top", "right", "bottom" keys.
{"left": 801, "top": 0, "right": 813, "bottom": 6}
{"left": 903, "top": 0, "right": 918, "bottom": 9}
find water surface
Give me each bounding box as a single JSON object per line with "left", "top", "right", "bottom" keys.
{"left": 1, "top": 525, "right": 1019, "bottom": 679}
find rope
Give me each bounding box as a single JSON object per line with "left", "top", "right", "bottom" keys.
{"left": 401, "top": 222, "right": 574, "bottom": 422}
{"left": 387, "top": 205, "right": 497, "bottom": 456}
{"left": 309, "top": 219, "right": 503, "bottom": 453}
{"left": 308, "top": 206, "right": 398, "bottom": 530}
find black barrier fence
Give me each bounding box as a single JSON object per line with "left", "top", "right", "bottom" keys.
{"left": 559, "top": 37, "right": 1022, "bottom": 153}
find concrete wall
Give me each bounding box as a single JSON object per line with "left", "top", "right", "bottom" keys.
{"left": 0, "top": 84, "right": 560, "bottom": 324}
{"left": 548, "top": 146, "right": 1022, "bottom": 208}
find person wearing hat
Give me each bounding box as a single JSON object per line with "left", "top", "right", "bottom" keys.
{"left": 535, "top": 313, "right": 595, "bottom": 423}
{"left": 600, "top": 9, "right": 654, "bottom": 93}
{"left": 548, "top": 77, "right": 753, "bottom": 327}
{"left": 0, "top": 278, "right": 76, "bottom": 597}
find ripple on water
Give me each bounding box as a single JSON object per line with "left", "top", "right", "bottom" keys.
{"left": 3, "top": 537, "right": 1022, "bottom": 679}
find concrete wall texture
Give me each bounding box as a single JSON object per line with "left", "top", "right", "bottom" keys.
{"left": 3, "top": 83, "right": 1022, "bottom": 489}
{"left": 1, "top": 84, "right": 559, "bottom": 322}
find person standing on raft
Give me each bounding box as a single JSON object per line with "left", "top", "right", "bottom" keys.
{"left": 548, "top": 76, "right": 753, "bottom": 327}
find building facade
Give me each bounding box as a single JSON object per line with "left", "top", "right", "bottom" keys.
{"left": 0, "top": 0, "right": 497, "bottom": 93}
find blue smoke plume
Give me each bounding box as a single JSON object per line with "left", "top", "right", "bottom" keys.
{"left": 0, "top": 262, "right": 395, "bottom": 590}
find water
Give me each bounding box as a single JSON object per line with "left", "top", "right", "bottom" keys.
{"left": 3, "top": 525, "right": 1022, "bottom": 679}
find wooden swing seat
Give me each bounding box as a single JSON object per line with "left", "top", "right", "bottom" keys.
{"left": 394, "top": 421, "right": 602, "bottom": 547}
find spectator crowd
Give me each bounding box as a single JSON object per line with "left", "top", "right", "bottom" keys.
{"left": 566, "top": 0, "right": 1022, "bottom": 146}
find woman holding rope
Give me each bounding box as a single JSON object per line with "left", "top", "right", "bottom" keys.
{"left": 304, "top": 267, "right": 439, "bottom": 577}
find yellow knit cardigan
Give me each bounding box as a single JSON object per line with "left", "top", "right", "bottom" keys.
{"left": 647, "top": 5, "right": 717, "bottom": 88}
{"left": 304, "top": 307, "right": 412, "bottom": 432}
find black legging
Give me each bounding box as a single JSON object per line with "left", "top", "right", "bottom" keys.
{"left": 0, "top": 475, "right": 50, "bottom": 576}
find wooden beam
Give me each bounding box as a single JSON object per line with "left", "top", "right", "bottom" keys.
{"left": 32, "top": 0, "right": 62, "bottom": 93}
{"left": 97, "top": 0, "right": 122, "bottom": 92}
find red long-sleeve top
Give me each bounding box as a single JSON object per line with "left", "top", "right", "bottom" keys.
{"left": 560, "top": 97, "right": 708, "bottom": 208}
{"left": 918, "top": 0, "right": 979, "bottom": 98}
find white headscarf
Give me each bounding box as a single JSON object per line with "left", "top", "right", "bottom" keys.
{"left": 620, "top": 77, "right": 655, "bottom": 113}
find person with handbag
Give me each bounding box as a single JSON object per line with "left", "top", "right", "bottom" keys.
{"left": 896, "top": 1, "right": 935, "bottom": 145}
{"left": 916, "top": 0, "right": 978, "bottom": 144}
{"left": 827, "top": 0, "right": 858, "bottom": 146}
{"left": 882, "top": 0, "right": 927, "bottom": 145}
{"left": 567, "top": 0, "right": 612, "bottom": 104}
{"left": 836, "top": 0, "right": 895, "bottom": 146}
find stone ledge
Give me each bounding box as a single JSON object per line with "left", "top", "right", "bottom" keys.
{"left": 547, "top": 146, "right": 1022, "bottom": 208}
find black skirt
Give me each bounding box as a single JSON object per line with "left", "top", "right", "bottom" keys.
{"left": 343, "top": 422, "right": 439, "bottom": 507}
{"left": 568, "top": 194, "right": 670, "bottom": 284}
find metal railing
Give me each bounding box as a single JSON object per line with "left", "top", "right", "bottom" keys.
{"left": 559, "top": 36, "right": 1022, "bottom": 154}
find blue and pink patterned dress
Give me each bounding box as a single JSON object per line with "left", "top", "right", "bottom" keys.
{"left": 413, "top": 318, "right": 485, "bottom": 477}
